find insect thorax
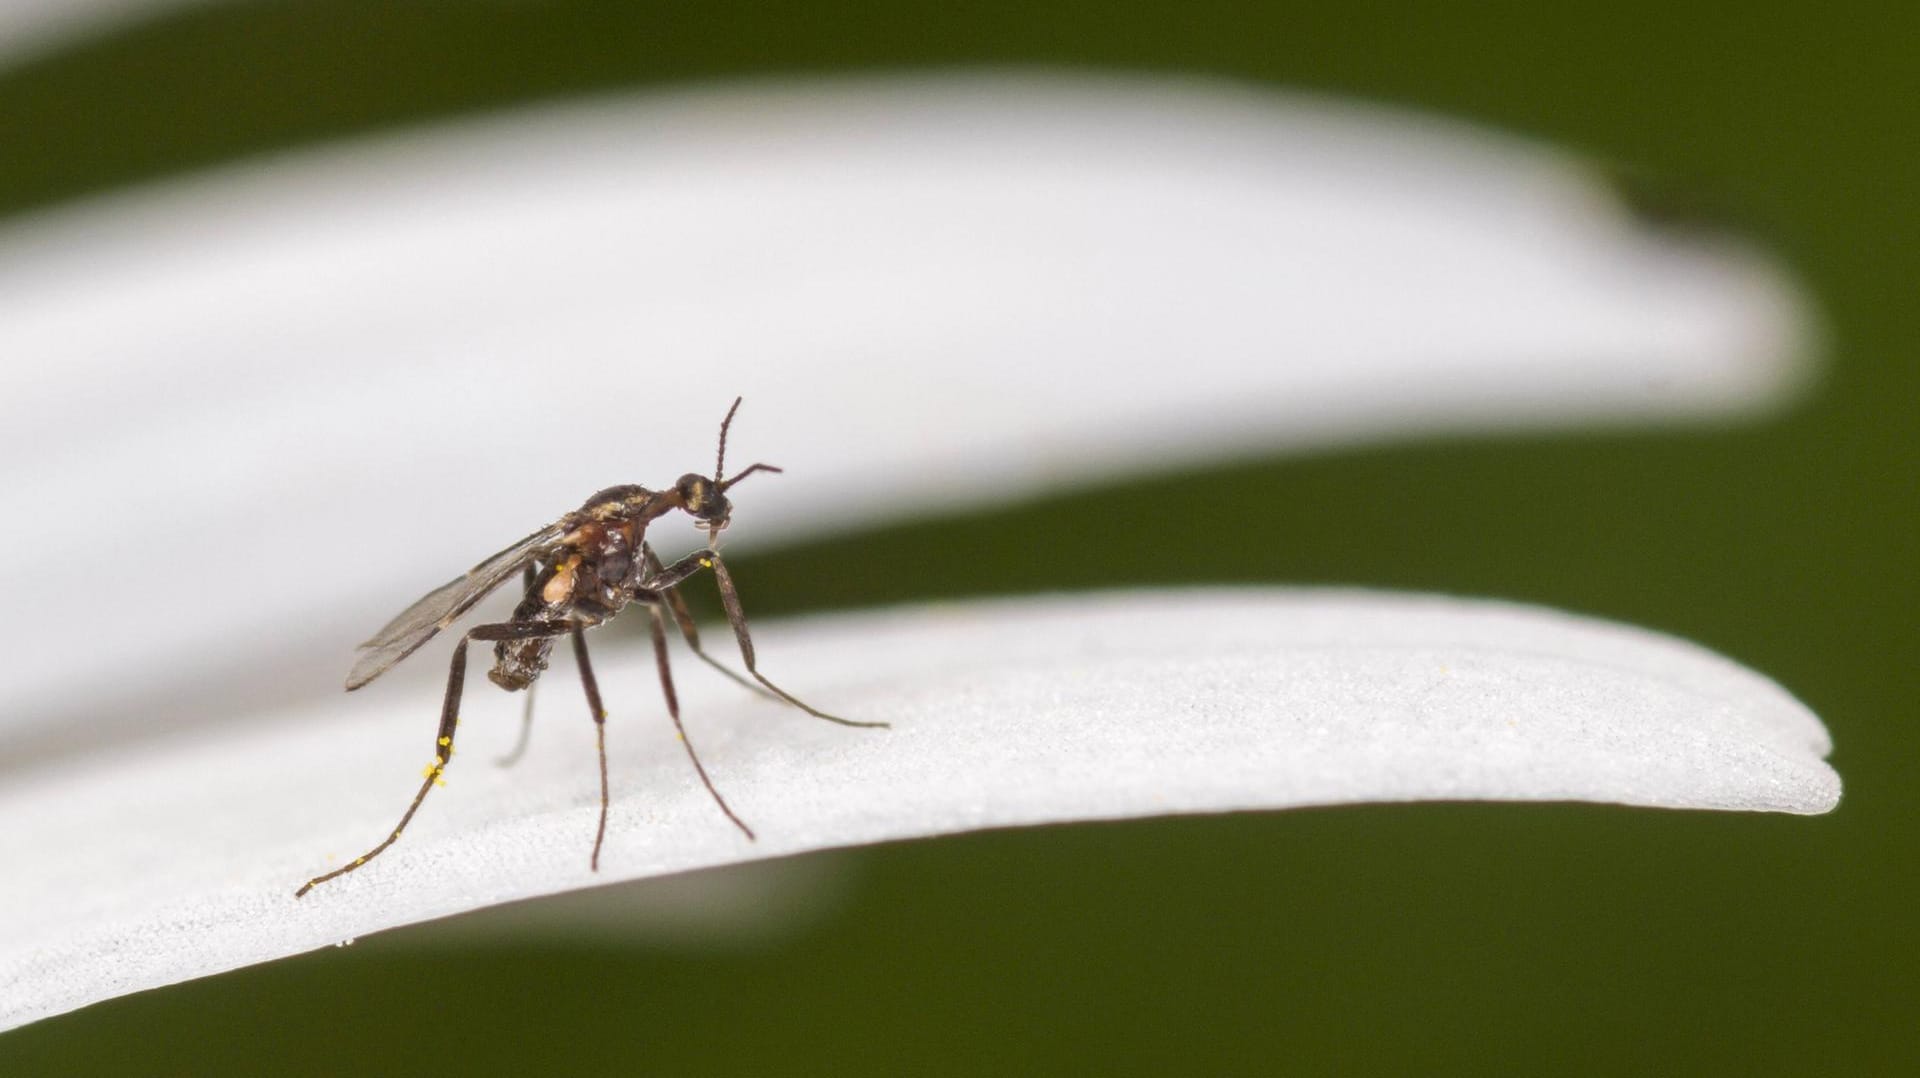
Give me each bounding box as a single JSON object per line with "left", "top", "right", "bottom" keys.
{"left": 487, "top": 515, "right": 647, "bottom": 691}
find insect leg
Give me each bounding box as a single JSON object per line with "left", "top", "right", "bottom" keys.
{"left": 569, "top": 627, "right": 615, "bottom": 870}
{"left": 296, "top": 618, "right": 579, "bottom": 897}
{"left": 494, "top": 683, "right": 539, "bottom": 767}
{"left": 495, "top": 564, "right": 541, "bottom": 768}
{"left": 640, "top": 541, "right": 775, "bottom": 701}
{"left": 643, "top": 601, "right": 756, "bottom": 840}
{"left": 705, "top": 552, "right": 889, "bottom": 730}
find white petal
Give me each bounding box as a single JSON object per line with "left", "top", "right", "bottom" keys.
{"left": 0, "top": 590, "right": 1838, "bottom": 1031}
{"left": 394, "top": 855, "right": 857, "bottom": 947}
{"left": 0, "top": 74, "right": 1815, "bottom": 743}
{"left": 0, "top": 0, "right": 211, "bottom": 66}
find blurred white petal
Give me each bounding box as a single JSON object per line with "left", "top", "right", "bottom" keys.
{"left": 0, "top": 0, "right": 218, "bottom": 65}
{"left": 398, "top": 854, "right": 859, "bottom": 949}
{"left": 0, "top": 589, "right": 1839, "bottom": 1031}
{"left": 0, "top": 74, "right": 1817, "bottom": 746}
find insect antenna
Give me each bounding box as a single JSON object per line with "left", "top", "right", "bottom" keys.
{"left": 717, "top": 463, "right": 782, "bottom": 492}
{"left": 713, "top": 395, "right": 782, "bottom": 493}
{"left": 714, "top": 396, "right": 743, "bottom": 485}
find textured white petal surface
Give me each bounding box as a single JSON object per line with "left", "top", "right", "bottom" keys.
{"left": 0, "top": 74, "right": 1815, "bottom": 743}
{"left": 0, "top": 590, "right": 1838, "bottom": 1031}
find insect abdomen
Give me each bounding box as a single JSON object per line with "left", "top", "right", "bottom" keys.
{"left": 489, "top": 568, "right": 568, "bottom": 690}
{"left": 487, "top": 637, "right": 552, "bottom": 690}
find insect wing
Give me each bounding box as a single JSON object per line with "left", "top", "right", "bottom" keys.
{"left": 345, "top": 523, "right": 564, "bottom": 690}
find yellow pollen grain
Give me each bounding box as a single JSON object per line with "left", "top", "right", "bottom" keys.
{"left": 438, "top": 736, "right": 451, "bottom": 747}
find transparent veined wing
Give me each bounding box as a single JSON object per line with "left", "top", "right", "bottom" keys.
{"left": 345, "top": 522, "right": 567, "bottom": 690}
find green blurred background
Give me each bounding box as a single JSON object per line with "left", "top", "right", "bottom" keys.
{"left": 2, "top": 2, "right": 1912, "bottom": 1073}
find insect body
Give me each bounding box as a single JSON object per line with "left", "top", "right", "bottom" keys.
{"left": 298, "top": 399, "right": 882, "bottom": 897}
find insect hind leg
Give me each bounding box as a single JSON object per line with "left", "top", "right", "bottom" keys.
{"left": 493, "top": 683, "right": 538, "bottom": 768}
{"left": 296, "top": 617, "right": 579, "bottom": 897}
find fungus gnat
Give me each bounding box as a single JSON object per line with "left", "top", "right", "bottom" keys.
{"left": 296, "top": 398, "right": 883, "bottom": 897}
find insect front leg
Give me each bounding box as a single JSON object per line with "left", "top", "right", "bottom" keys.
{"left": 296, "top": 618, "right": 580, "bottom": 897}
{"left": 650, "top": 549, "right": 888, "bottom": 730}
{"left": 639, "top": 542, "right": 775, "bottom": 701}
